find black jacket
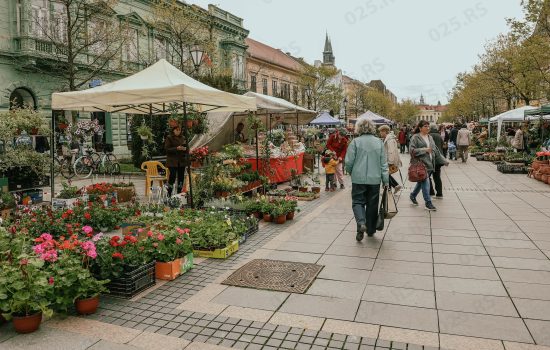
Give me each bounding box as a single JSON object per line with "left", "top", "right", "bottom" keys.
{"left": 165, "top": 134, "right": 187, "bottom": 167}
{"left": 449, "top": 128, "right": 458, "bottom": 144}
{"left": 430, "top": 131, "right": 444, "bottom": 154}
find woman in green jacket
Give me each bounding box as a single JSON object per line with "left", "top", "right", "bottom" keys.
{"left": 345, "top": 119, "right": 389, "bottom": 241}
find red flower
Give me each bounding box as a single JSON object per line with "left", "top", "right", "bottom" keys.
{"left": 157, "top": 234, "right": 165, "bottom": 241}
{"left": 112, "top": 252, "right": 124, "bottom": 259}
{"left": 48, "top": 276, "right": 54, "bottom": 285}
{"left": 147, "top": 231, "right": 153, "bottom": 237}
{"left": 84, "top": 212, "right": 91, "bottom": 220}
{"left": 20, "top": 258, "right": 28, "bottom": 265}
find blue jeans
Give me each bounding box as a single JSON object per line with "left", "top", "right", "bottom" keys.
{"left": 411, "top": 171, "right": 433, "bottom": 204}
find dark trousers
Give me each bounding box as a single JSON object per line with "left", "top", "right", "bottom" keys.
{"left": 351, "top": 184, "right": 380, "bottom": 235}
{"left": 429, "top": 165, "right": 442, "bottom": 196}
{"left": 326, "top": 173, "right": 335, "bottom": 189}
{"left": 399, "top": 144, "right": 406, "bottom": 153}
{"left": 168, "top": 166, "right": 185, "bottom": 196}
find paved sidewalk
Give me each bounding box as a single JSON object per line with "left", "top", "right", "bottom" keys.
{"left": 2, "top": 157, "right": 550, "bottom": 350}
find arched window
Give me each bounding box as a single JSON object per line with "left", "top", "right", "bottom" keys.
{"left": 10, "top": 88, "right": 36, "bottom": 110}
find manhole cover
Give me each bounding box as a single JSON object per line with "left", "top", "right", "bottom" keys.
{"left": 222, "top": 259, "right": 324, "bottom": 293}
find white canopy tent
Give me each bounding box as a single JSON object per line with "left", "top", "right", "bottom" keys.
{"left": 52, "top": 59, "right": 256, "bottom": 114}
{"left": 191, "top": 92, "right": 316, "bottom": 150}
{"left": 488, "top": 106, "right": 537, "bottom": 137}
{"left": 50, "top": 59, "right": 256, "bottom": 206}
{"left": 357, "top": 110, "right": 393, "bottom": 125}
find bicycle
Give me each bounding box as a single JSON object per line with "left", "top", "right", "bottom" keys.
{"left": 73, "top": 143, "right": 120, "bottom": 179}
{"left": 53, "top": 145, "right": 79, "bottom": 180}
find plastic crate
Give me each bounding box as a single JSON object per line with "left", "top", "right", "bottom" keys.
{"left": 107, "top": 261, "right": 156, "bottom": 298}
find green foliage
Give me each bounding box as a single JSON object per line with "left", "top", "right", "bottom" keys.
{"left": 130, "top": 115, "right": 168, "bottom": 168}
{"left": 141, "top": 227, "right": 192, "bottom": 262}
{"left": 0, "top": 192, "right": 16, "bottom": 210}
{"left": 57, "top": 182, "right": 79, "bottom": 199}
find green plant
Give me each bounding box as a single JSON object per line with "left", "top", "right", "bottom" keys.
{"left": 0, "top": 256, "right": 54, "bottom": 319}
{"left": 92, "top": 234, "right": 151, "bottom": 279}
{"left": 57, "top": 182, "right": 79, "bottom": 199}
{"left": 0, "top": 192, "right": 16, "bottom": 209}
{"left": 220, "top": 144, "right": 244, "bottom": 160}
{"left": 137, "top": 124, "right": 153, "bottom": 140}
{"left": 141, "top": 227, "right": 192, "bottom": 262}
{"left": 270, "top": 202, "right": 287, "bottom": 217}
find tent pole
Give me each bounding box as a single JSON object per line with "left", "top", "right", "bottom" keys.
{"left": 296, "top": 111, "right": 298, "bottom": 137}
{"left": 232, "top": 113, "right": 235, "bottom": 143}
{"left": 255, "top": 111, "right": 259, "bottom": 171}
{"left": 50, "top": 111, "right": 56, "bottom": 204}
{"left": 183, "top": 102, "right": 193, "bottom": 208}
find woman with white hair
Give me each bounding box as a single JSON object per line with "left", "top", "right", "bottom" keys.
{"left": 345, "top": 119, "right": 389, "bottom": 241}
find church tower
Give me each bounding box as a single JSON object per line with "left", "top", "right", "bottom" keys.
{"left": 419, "top": 94, "right": 425, "bottom": 105}
{"left": 323, "top": 33, "right": 335, "bottom": 67}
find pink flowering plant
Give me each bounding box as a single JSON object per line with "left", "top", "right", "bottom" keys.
{"left": 141, "top": 227, "right": 192, "bottom": 262}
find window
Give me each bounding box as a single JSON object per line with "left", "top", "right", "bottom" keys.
{"left": 31, "top": 0, "right": 49, "bottom": 38}
{"left": 301, "top": 88, "right": 306, "bottom": 106}
{"left": 232, "top": 54, "right": 244, "bottom": 81}
{"left": 272, "top": 80, "right": 278, "bottom": 97}
{"left": 154, "top": 37, "right": 167, "bottom": 60}
{"left": 262, "top": 78, "right": 268, "bottom": 95}
{"left": 52, "top": 2, "right": 67, "bottom": 43}
{"left": 16, "top": 0, "right": 22, "bottom": 36}
{"left": 292, "top": 86, "right": 298, "bottom": 104}
{"left": 89, "top": 20, "right": 107, "bottom": 55}
{"left": 250, "top": 74, "right": 257, "bottom": 92}
{"left": 125, "top": 28, "right": 139, "bottom": 62}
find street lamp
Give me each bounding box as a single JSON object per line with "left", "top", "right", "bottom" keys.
{"left": 305, "top": 84, "right": 312, "bottom": 110}
{"left": 343, "top": 97, "right": 348, "bottom": 125}
{"left": 189, "top": 45, "right": 204, "bottom": 73}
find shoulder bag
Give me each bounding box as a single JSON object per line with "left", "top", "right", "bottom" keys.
{"left": 408, "top": 148, "right": 427, "bottom": 182}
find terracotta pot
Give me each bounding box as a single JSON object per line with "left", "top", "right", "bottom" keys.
{"left": 13, "top": 312, "right": 42, "bottom": 334}
{"left": 155, "top": 259, "right": 182, "bottom": 280}
{"left": 168, "top": 119, "right": 178, "bottom": 128}
{"left": 535, "top": 172, "right": 543, "bottom": 181}
{"left": 541, "top": 165, "right": 550, "bottom": 175}
{"left": 286, "top": 211, "right": 295, "bottom": 220}
{"left": 299, "top": 187, "right": 308, "bottom": 192}
{"left": 75, "top": 296, "right": 100, "bottom": 315}
{"left": 532, "top": 160, "right": 548, "bottom": 171}
{"left": 263, "top": 213, "right": 272, "bottom": 222}
{"left": 275, "top": 215, "right": 287, "bottom": 224}
{"left": 185, "top": 120, "right": 193, "bottom": 129}
{"left": 542, "top": 174, "right": 549, "bottom": 183}
{"left": 311, "top": 187, "right": 321, "bottom": 194}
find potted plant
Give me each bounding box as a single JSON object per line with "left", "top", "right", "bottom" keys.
{"left": 309, "top": 172, "right": 321, "bottom": 193}
{"left": 52, "top": 182, "right": 80, "bottom": 209}
{"left": 284, "top": 196, "right": 299, "bottom": 220}
{"left": 137, "top": 124, "right": 153, "bottom": 141}
{"left": 259, "top": 199, "right": 273, "bottom": 222}
{"left": 112, "top": 182, "right": 136, "bottom": 203}
{"left": 271, "top": 202, "right": 287, "bottom": 224}
{"left": 142, "top": 227, "right": 193, "bottom": 280}
{"left": 190, "top": 146, "right": 209, "bottom": 168}
{"left": 0, "top": 191, "right": 16, "bottom": 220}
{"left": 0, "top": 256, "right": 54, "bottom": 333}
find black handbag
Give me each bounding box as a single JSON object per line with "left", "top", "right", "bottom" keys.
{"left": 376, "top": 187, "right": 387, "bottom": 231}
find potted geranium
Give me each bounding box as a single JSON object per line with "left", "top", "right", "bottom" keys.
{"left": 0, "top": 256, "right": 54, "bottom": 333}
{"left": 52, "top": 182, "right": 80, "bottom": 209}
{"left": 190, "top": 146, "right": 209, "bottom": 168}
{"left": 142, "top": 227, "right": 193, "bottom": 280}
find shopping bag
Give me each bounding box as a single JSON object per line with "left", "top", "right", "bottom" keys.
{"left": 408, "top": 157, "right": 427, "bottom": 182}
{"left": 376, "top": 187, "right": 387, "bottom": 231}
{"left": 385, "top": 190, "right": 398, "bottom": 219}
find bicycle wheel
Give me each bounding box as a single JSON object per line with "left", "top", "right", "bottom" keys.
{"left": 74, "top": 156, "right": 93, "bottom": 179}
{"left": 59, "top": 158, "right": 75, "bottom": 180}
{"left": 54, "top": 158, "right": 63, "bottom": 178}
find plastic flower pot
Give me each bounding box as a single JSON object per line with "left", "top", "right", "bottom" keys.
{"left": 75, "top": 296, "right": 100, "bottom": 315}
{"left": 275, "top": 215, "right": 287, "bottom": 224}
{"left": 299, "top": 187, "right": 308, "bottom": 192}
{"left": 140, "top": 135, "right": 148, "bottom": 141}
{"left": 13, "top": 312, "right": 42, "bottom": 334}
{"left": 263, "top": 213, "right": 272, "bottom": 222}
{"left": 155, "top": 259, "right": 182, "bottom": 281}
{"left": 286, "top": 211, "right": 295, "bottom": 220}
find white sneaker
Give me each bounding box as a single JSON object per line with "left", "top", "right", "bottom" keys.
{"left": 394, "top": 185, "right": 402, "bottom": 193}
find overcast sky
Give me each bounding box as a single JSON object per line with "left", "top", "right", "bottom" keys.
{"left": 190, "top": 0, "right": 523, "bottom": 104}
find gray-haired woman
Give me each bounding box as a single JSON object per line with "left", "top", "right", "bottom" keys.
{"left": 345, "top": 119, "right": 389, "bottom": 241}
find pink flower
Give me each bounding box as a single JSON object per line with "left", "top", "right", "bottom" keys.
{"left": 33, "top": 244, "right": 45, "bottom": 254}
{"left": 40, "top": 233, "right": 53, "bottom": 241}
{"left": 82, "top": 226, "right": 93, "bottom": 234}
{"left": 87, "top": 250, "right": 97, "bottom": 259}
{"left": 157, "top": 234, "right": 165, "bottom": 241}
{"left": 152, "top": 243, "right": 158, "bottom": 248}
{"left": 147, "top": 231, "right": 153, "bottom": 237}
{"left": 20, "top": 258, "right": 28, "bottom": 265}
{"left": 48, "top": 276, "right": 54, "bottom": 285}
{"left": 92, "top": 233, "right": 103, "bottom": 242}
{"left": 176, "top": 238, "right": 182, "bottom": 245}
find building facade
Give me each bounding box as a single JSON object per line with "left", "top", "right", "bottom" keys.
{"left": 0, "top": 0, "right": 248, "bottom": 155}
{"left": 245, "top": 37, "right": 308, "bottom": 107}
{"left": 416, "top": 94, "right": 447, "bottom": 123}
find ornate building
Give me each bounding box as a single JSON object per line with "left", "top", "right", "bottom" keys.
{"left": 416, "top": 94, "right": 448, "bottom": 123}
{"left": 0, "top": 1, "right": 248, "bottom": 155}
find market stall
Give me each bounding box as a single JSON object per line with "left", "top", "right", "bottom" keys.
{"left": 357, "top": 110, "right": 393, "bottom": 125}
{"left": 488, "top": 106, "right": 536, "bottom": 138}
{"left": 51, "top": 59, "right": 256, "bottom": 206}
{"left": 309, "top": 111, "right": 342, "bottom": 126}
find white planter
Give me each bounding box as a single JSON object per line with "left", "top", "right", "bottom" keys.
{"left": 52, "top": 197, "right": 79, "bottom": 210}
{"left": 140, "top": 135, "right": 149, "bottom": 141}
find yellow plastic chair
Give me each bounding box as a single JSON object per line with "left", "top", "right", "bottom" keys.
{"left": 141, "top": 161, "right": 170, "bottom": 196}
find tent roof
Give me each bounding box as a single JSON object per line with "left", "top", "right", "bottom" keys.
{"left": 51, "top": 59, "right": 256, "bottom": 114}
{"left": 489, "top": 106, "right": 537, "bottom": 122}
{"left": 525, "top": 104, "right": 550, "bottom": 117}
{"left": 309, "top": 111, "right": 342, "bottom": 125}
{"left": 357, "top": 110, "right": 392, "bottom": 124}
{"left": 242, "top": 92, "right": 316, "bottom": 125}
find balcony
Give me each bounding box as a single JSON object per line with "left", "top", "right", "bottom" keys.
{"left": 13, "top": 36, "right": 68, "bottom": 58}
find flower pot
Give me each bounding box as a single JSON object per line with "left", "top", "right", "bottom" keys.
{"left": 253, "top": 212, "right": 261, "bottom": 219}
{"left": 140, "top": 135, "right": 149, "bottom": 141}
{"left": 168, "top": 119, "right": 178, "bottom": 128}
{"left": 299, "top": 187, "right": 308, "bottom": 192}
{"left": 13, "top": 312, "right": 42, "bottom": 334}
{"left": 114, "top": 187, "right": 135, "bottom": 203}
{"left": 275, "top": 215, "right": 287, "bottom": 224}
{"left": 263, "top": 213, "right": 272, "bottom": 222}
{"left": 185, "top": 120, "right": 193, "bottom": 129}
{"left": 155, "top": 259, "right": 182, "bottom": 281}
{"left": 286, "top": 211, "right": 295, "bottom": 220}
{"left": 193, "top": 119, "right": 199, "bottom": 126}
{"left": 542, "top": 174, "right": 549, "bottom": 183}
{"left": 58, "top": 123, "right": 68, "bottom": 130}
{"left": 75, "top": 296, "right": 100, "bottom": 315}
{"left": 311, "top": 186, "right": 321, "bottom": 194}
{"left": 533, "top": 160, "right": 548, "bottom": 171}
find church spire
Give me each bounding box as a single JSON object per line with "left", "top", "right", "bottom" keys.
{"left": 323, "top": 32, "right": 335, "bottom": 66}
{"left": 420, "top": 94, "right": 425, "bottom": 105}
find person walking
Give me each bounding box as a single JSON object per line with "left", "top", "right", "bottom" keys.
{"left": 511, "top": 125, "right": 525, "bottom": 153}
{"left": 326, "top": 129, "right": 349, "bottom": 189}
{"left": 398, "top": 127, "right": 407, "bottom": 154}
{"left": 345, "top": 119, "right": 389, "bottom": 240}
{"left": 457, "top": 124, "right": 472, "bottom": 162}
{"left": 379, "top": 125, "right": 402, "bottom": 193}
{"left": 409, "top": 120, "right": 448, "bottom": 211}
{"left": 449, "top": 124, "right": 458, "bottom": 159}
{"left": 322, "top": 151, "right": 339, "bottom": 191}
{"left": 165, "top": 126, "right": 187, "bottom": 197}
{"left": 405, "top": 126, "right": 412, "bottom": 153}
{"left": 429, "top": 123, "right": 445, "bottom": 198}
{"left": 439, "top": 125, "right": 449, "bottom": 158}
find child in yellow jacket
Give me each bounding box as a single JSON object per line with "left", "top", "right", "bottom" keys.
{"left": 323, "top": 151, "right": 339, "bottom": 191}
